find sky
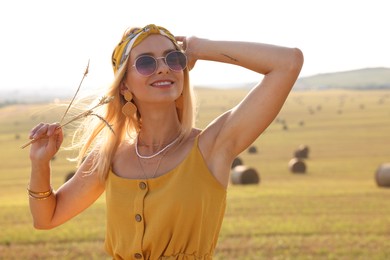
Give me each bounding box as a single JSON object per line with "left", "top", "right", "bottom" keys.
{"left": 0, "top": 0, "right": 388, "bottom": 93}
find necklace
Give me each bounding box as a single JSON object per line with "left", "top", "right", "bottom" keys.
{"left": 135, "top": 134, "right": 180, "bottom": 159}
{"left": 137, "top": 150, "right": 166, "bottom": 179}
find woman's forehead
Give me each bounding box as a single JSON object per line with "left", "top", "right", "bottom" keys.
{"left": 131, "top": 34, "right": 176, "bottom": 56}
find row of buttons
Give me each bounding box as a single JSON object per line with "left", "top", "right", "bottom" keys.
{"left": 136, "top": 181, "right": 146, "bottom": 222}
{"left": 133, "top": 181, "right": 147, "bottom": 259}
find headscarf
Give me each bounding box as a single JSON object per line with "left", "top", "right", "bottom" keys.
{"left": 111, "top": 24, "right": 179, "bottom": 74}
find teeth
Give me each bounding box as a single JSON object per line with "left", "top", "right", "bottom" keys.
{"left": 153, "top": 81, "right": 171, "bottom": 86}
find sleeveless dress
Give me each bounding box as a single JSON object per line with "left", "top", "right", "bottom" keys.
{"left": 104, "top": 136, "right": 227, "bottom": 259}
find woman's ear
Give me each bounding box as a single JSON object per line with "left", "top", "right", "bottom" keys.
{"left": 120, "top": 81, "right": 129, "bottom": 96}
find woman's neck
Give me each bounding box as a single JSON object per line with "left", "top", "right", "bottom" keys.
{"left": 137, "top": 104, "right": 181, "bottom": 147}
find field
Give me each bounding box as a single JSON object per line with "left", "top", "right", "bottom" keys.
{"left": 1, "top": 88, "right": 390, "bottom": 259}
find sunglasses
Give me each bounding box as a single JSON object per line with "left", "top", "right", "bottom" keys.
{"left": 132, "top": 51, "right": 187, "bottom": 77}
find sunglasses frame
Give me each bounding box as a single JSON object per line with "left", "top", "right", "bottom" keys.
{"left": 131, "top": 51, "right": 187, "bottom": 77}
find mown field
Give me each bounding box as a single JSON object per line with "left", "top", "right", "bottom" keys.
{"left": 0, "top": 88, "right": 390, "bottom": 259}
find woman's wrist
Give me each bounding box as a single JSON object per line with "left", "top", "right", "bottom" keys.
{"left": 189, "top": 37, "right": 211, "bottom": 61}
{"left": 30, "top": 160, "right": 51, "bottom": 183}
{"left": 190, "top": 38, "right": 240, "bottom": 65}
{"left": 30, "top": 160, "right": 51, "bottom": 171}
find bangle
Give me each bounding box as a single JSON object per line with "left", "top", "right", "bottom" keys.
{"left": 27, "top": 187, "right": 52, "bottom": 196}
{"left": 27, "top": 186, "right": 53, "bottom": 200}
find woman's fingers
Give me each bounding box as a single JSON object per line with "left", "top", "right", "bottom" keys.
{"left": 29, "top": 123, "right": 44, "bottom": 139}
{"left": 175, "top": 36, "right": 186, "bottom": 50}
{"left": 47, "top": 123, "right": 61, "bottom": 136}
{"left": 29, "top": 123, "right": 64, "bottom": 161}
{"left": 29, "top": 123, "right": 60, "bottom": 139}
{"left": 47, "top": 130, "right": 61, "bottom": 151}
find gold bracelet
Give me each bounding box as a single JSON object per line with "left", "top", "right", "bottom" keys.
{"left": 28, "top": 189, "right": 53, "bottom": 200}
{"left": 29, "top": 192, "right": 53, "bottom": 200}
{"left": 27, "top": 186, "right": 52, "bottom": 196}
{"left": 27, "top": 187, "right": 53, "bottom": 200}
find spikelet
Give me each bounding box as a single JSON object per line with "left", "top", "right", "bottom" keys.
{"left": 20, "top": 62, "right": 114, "bottom": 149}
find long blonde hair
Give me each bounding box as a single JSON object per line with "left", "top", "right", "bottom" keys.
{"left": 72, "top": 30, "right": 195, "bottom": 182}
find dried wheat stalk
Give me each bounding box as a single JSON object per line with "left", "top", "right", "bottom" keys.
{"left": 59, "top": 59, "right": 90, "bottom": 124}
{"left": 20, "top": 61, "right": 114, "bottom": 149}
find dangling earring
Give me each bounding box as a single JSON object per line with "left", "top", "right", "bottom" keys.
{"left": 122, "top": 90, "right": 137, "bottom": 118}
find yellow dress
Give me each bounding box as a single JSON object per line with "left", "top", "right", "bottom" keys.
{"left": 105, "top": 136, "right": 227, "bottom": 259}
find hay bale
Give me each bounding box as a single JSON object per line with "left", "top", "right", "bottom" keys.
{"left": 375, "top": 164, "right": 390, "bottom": 187}
{"left": 288, "top": 158, "right": 306, "bottom": 174}
{"left": 294, "top": 145, "right": 309, "bottom": 159}
{"left": 248, "top": 146, "right": 258, "bottom": 154}
{"left": 231, "top": 157, "right": 243, "bottom": 169}
{"left": 231, "top": 166, "right": 260, "bottom": 185}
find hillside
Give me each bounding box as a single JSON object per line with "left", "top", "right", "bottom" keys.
{"left": 1, "top": 68, "right": 389, "bottom": 106}
{"left": 294, "top": 67, "right": 390, "bottom": 90}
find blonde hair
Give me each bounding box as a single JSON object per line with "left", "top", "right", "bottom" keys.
{"left": 72, "top": 31, "right": 195, "bottom": 182}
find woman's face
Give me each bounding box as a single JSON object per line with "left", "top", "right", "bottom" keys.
{"left": 122, "top": 34, "right": 184, "bottom": 106}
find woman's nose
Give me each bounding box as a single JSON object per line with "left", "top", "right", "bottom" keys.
{"left": 155, "top": 57, "right": 170, "bottom": 74}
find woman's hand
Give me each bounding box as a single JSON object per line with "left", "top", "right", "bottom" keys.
{"left": 29, "top": 122, "right": 63, "bottom": 163}
{"left": 175, "top": 36, "right": 200, "bottom": 71}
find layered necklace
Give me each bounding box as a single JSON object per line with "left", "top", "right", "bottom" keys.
{"left": 135, "top": 134, "right": 180, "bottom": 159}
{"left": 135, "top": 134, "right": 180, "bottom": 179}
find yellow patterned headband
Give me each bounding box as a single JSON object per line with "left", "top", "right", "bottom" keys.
{"left": 111, "top": 24, "right": 179, "bottom": 74}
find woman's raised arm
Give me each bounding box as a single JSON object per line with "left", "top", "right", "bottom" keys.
{"left": 181, "top": 37, "right": 303, "bottom": 186}
{"left": 28, "top": 122, "right": 104, "bottom": 229}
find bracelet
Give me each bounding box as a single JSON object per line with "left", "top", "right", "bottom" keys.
{"left": 27, "top": 186, "right": 53, "bottom": 200}
{"left": 27, "top": 187, "right": 52, "bottom": 196}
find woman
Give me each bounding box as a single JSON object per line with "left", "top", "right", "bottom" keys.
{"left": 27, "top": 24, "right": 303, "bottom": 259}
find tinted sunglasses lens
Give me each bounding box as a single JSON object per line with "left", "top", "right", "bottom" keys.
{"left": 135, "top": 56, "right": 156, "bottom": 76}
{"left": 166, "top": 52, "right": 187, "bottom": 71}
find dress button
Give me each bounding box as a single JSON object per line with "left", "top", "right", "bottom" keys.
{"left": 139, "top": 182, "right": 147, "bottom": 190}
{"left": 134, "top": 253, "right": 142, "bottom": 259}
{"left": 135, "top": 214, "right": 142, "bottom": 222}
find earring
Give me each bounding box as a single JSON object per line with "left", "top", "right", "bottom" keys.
{"left": 122, "top": 90, "right": 137, "bottom": 118}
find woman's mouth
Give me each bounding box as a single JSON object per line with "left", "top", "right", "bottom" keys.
{"left": 151, "top": 81, "right": 174, "bottom": 88}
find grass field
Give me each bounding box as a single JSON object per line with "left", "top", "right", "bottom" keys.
{"left": 1, "top": 88, "right": 390, "bottom": 259}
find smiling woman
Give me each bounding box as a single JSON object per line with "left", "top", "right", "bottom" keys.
{"left": 26, "top": 23, "right": 303, "bottom": 259}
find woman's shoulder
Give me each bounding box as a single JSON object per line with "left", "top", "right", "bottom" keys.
{"left": 112, "top": 139, "right": 134, "bottom": 163}
{"left": 114, "top": 139, "right": 132, "bottom": 154}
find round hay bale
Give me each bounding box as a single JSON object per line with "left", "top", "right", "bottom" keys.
{"left": 231, "top": 157, "right": 243, "bottom": 169}
{"left": 248, "top": 146, "right": 258, "bottom": 154}
{"left": 231, "top": 166, "right": 260, "bottom": 185}
{"left": 64, "top": 171, "right": 75, "bottom": 183}
{"left": 294, "top": 145, "right": 309, "bottom": 159}
{"left": 375, "top": 164, "right": 390, "bottom": 187}
{"left": 288, "top": 158, "right": 306, "bottom": 174}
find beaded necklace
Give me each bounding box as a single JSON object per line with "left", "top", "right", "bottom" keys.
{"left": 135, "top": 134, "right": 180, "bottom": 159}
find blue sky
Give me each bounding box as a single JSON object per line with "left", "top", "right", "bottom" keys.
{"left": 0, "top": 0, "right": 388, "bottom": 92}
